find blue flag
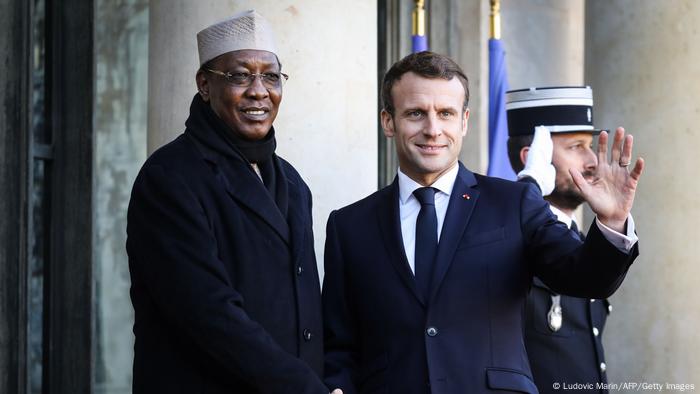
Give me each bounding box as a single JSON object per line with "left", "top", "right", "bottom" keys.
{"left": 412, "top": 2, "right": 427, "bottom": 53}
{"left": 487, "top": 38, "right": 516, "bottom": 180}
{"left": 412, "top": 35, "right": 427, "bottom": 53}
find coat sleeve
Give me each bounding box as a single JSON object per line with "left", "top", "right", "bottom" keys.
{"left": 322, "top": 211, "right": 359, "bottom": 394}
{"left": 126, "top": 164, "right": 328, "bottom": 394}
{"left": 520, "top": 182, "right": 639, "bottom": 299}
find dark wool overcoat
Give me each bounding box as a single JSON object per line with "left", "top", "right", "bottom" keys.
{"left": 127, "top": 123, "right": 326, "bottom": 394}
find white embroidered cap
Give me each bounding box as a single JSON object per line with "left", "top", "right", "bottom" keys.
{"left": 197, "top": 10, "right": 278, "bottom": 66}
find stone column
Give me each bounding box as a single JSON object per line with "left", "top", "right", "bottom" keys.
{"left": 94, "top": 3, "right": 148, "bottom": 392}
{"left": 586, "top": 0, "right": 700, "bottom": 383}
{"left": 502, "top": 0, "right": 585, "bottom": 90}
{"left": 148, "top": 1, "right": 378, "bottom": 276}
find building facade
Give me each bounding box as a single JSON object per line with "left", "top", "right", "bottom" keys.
{"left": 1, "top": 1, "right": 698, "bottom": 393}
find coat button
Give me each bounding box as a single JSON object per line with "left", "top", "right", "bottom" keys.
{"left": 590, "top": 299, "right": 596, "bottom": 303}
{"left": 296, "top": 265, "right": 303, "bottom": 276}
{"left": 303, "top": 329, "right": 313, "bottom": 341}
{"left": 600, "top": 362, "right": 607, "bottom": 372}
{"left": 593, "top": 327, "right": 600, "bottom": 337}
{"left": 608, "top": 304, "right": 613, "bottom": 313}
{"left": 426, "top": 327, "right": 438, "bottom": 337}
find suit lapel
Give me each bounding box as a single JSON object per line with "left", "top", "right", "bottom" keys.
{"left": 184, "top": 128, "right": 291, "bottom": 244}
{"left": 216, "top": 156, "right": 291, "bottom": 245}
{"left": 377, "top": 179, "right": 425, "bottom": 307}
{"left": 429, "top": 164, "right": 479, "bottom": 302}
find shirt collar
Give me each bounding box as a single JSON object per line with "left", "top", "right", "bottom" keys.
{"left": 397, "top": 163, "right": 459, "bottom": 204}
{"left": 548, "top": 204, "right": 578, "bottom": 229}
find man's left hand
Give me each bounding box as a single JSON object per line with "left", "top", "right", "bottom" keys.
{"left": 571, "top": 127, "right": 644, "bottom": 233}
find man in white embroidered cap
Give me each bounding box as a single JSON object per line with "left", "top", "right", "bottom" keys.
{"left": 506, "top": 86, "right": 632, "bottom": 393}
{"left": 126, "top": 10, "right": 341, "bottom": 394}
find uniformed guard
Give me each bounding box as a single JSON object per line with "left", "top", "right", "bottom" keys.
{"left": 505, "top": 86, "right": 635, "bottom": 394}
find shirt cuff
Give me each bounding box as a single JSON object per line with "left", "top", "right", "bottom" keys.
{"left": 594, "top": 214, "right": 638, "bottom": 253}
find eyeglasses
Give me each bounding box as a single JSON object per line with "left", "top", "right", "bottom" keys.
{"left": 204, "top": 68, "right": 288, "bottom": 89}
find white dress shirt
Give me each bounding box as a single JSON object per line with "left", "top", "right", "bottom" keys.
{"left": 549, "top": 205, "right": 638, "bottom": 253}
{"left": 397, "top": 164, "right": 638, "bottom": 274}
{"left": 398, "top": 164, "right": 459, "bottom": 274}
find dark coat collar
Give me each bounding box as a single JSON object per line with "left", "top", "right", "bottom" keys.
{"left": 185, "top": 129, "right": 292, "bottom": 246}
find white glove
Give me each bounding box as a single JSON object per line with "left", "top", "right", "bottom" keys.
{"left": 517, "top": 126, "right": 555, "bottom": 196}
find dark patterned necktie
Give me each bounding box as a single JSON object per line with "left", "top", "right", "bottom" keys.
{"left": 570, "top": 221, "right": 583, "bottom": 241}
{"left": 413, "top": 187, "right": 438, "bottom": 301}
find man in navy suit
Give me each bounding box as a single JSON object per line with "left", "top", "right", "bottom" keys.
{"left": 322, "top": 52, "right": 644, "bottom": 394}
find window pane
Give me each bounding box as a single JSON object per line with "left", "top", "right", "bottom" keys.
{"left": 28, "top": 0, "right": 50, "bottom": 391}
{"left": 32, "top": 0, "right": 50, "bottom": 145}
{"left": 28, "top": 158, "right": 50, "bottom": 394}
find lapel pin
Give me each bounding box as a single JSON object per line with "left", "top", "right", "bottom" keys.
{"left": 462, "top": 193, "right": 470, "bottom": 200}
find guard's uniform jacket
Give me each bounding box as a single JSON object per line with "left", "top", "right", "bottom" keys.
{"left": 525, "top": 249, "right": 612, "bottom": 394}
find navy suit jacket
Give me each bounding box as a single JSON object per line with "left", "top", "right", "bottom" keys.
{"left": 322, "top": 163, "right": 637, "bottom": 394}
{"left": 127, "top": 124, "right": 326, "bottom": 393}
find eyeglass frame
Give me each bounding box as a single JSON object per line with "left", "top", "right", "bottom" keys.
{"left": 204, "top": 68, "right": 289, "bottom": 88}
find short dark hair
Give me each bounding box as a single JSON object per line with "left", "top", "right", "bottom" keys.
{"left": 506, "top": 135, "right": 535, "bottom": 173}
{"left": 381, "top": 51, "right": 470, "bottom": 115}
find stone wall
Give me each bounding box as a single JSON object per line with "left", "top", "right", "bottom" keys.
{"left": 93, "top": 1, "right": 148, "bottom": 392}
